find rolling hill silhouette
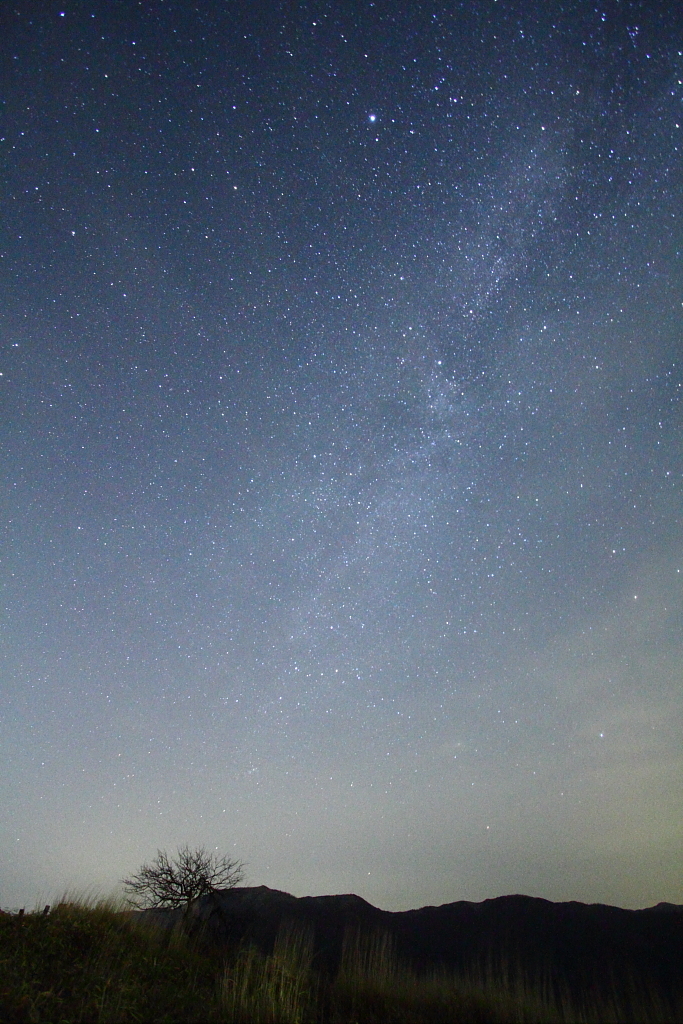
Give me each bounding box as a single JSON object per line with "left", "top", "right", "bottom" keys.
{"left": 139, "top": 886, "right": 683, "bottom": 1000}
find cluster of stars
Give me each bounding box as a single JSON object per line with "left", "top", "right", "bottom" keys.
{"left": 0, "top": 0, "right": 681, "bottom": 912}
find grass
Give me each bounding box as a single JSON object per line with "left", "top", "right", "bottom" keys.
{"left": 0, "top": 896, "right": 223, "bottom": 1023}
{"left": 0, "top": 897, "right": 680, "bottom": 1023}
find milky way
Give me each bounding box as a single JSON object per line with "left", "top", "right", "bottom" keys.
{"left": 1, "top": 1, "right": 681, "bottom": 910}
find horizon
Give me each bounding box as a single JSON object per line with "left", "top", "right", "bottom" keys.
{"left": 2, "top": 0, "right": 682, "bottom": 913}
{"left": 3, "top": 880, "right": 682, "bottom": 917}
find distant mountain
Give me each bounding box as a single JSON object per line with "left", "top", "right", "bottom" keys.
{"left": 138, "top": 886, "right": 683, "bottom": 1000}
{"left": 641, "top": 901, "right": 683, "bottom": 913}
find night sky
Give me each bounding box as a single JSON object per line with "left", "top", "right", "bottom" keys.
{"left": 2, "top": 1, "right": 682, "bottom": 912}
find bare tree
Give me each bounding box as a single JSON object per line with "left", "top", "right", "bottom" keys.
{"left": 122, "top": 844, "right": 244, "bottom": 909}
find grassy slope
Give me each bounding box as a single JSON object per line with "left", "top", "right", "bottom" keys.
{"left": 0, "top": 899, "right": 680, "bottom": 1023}
{"left": 0, "top": 901, "right": 222, "bottom": 1023}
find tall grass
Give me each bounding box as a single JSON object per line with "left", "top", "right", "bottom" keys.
{"left": 221, "top": 921, "right": 317, "bottom": 1024}
{"left": 220, "top": 923, "right": 683, "bottom": 1023}
{"left": 0, "top": 894, "right": 223, "bottom": 1022}
{"left": 1, "top": 897, "right": 680, "bottom": 1022}
{"left": 331, "top": 927, "right": 566, "bottom": 1023}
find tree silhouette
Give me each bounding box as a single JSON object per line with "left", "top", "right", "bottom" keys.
{"left": 122, "top": 844, "right": 244, "bottom": 909}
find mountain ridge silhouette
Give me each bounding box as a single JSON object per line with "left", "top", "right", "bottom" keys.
{"left": 136, "top": 885, "right": 683, "bottom": 999}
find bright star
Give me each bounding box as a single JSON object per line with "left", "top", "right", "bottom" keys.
{"left": 368, "top": 113, "right": 377, "bottom": 122}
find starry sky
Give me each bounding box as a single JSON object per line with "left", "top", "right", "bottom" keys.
{"left": 1, "top": 0, "right": 682, "bottom": 912}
